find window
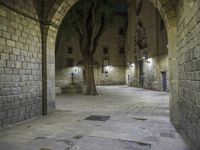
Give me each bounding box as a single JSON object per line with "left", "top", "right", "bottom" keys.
{"left": 67, "top": 58, "right": 74, "bottom": 67}
{"left": 119, "top": 47, "right": 125, "bottom": 54}
{"left": 103, "top": 47, "right": 108, "bottom": 54}
{"left": 118, "top": 27, "right": 124, "bottom": 35}
{"left": 68, "top": 47, "right": 73, "bottom": 54}
{"left": 160, "top": 19, "right": 165, "bottom": 31}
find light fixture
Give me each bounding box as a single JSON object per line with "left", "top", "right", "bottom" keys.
{"left": 142, "top": 56, "right": 146, "bottom": 60}
{"left": 74, "top": 66, "right": 78, "bottom": 72}
{"left": 147, "top": 58, "right": 153, "bottom": 66}
{"left": 131, "top": 63, "right": 135, "bottom": 67}
{"left": 109, "top": 65, "right": 112, "bottom": 70}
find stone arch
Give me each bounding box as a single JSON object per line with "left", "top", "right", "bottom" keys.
{"left": 46, "top": 0, "right": 78, "bottom": 27}
{"left": 42, "top": 0, "right": 179, "bottom": 126}
{"left": 46, "top": 0, "right": 177, "bottom": 29}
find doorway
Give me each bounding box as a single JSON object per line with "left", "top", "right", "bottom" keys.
{"left": 161, "top": 71, "right": 167, "bottom": 91}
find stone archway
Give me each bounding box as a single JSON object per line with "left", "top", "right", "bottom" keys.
{"left": 41, "top": 0, "right": 179, "bottom": 126}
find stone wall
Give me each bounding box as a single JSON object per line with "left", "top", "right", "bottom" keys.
{"left": 143, "top": 54, "right": 169, "bottom": 90}
{"left": 177, "top": 0, "right": 200, "bottom": 148}
{"left": 126, "top": 0, "right": 168, "bottom": 91}
{"left": 0, "top": 1, "right": 42, "bottom": 128}
{"left": 0, "top": 0, "right": 199, "bottom": 149}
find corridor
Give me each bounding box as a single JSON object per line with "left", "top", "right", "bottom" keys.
{"left": 0, "top": 86, "right": 192, "bottom": 150}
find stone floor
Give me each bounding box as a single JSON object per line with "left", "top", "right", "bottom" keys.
{"left": 0, "top": 86, "right": 193, "bottom": 150}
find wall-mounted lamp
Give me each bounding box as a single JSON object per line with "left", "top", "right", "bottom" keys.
{"left": 142, "top": 56, "right": 146, "bottom": 60}
{"left": 130, "top": 63, "right": 135, "bottom": 67}
{"left": 147, "top": 58, "right": 153, "bottom": 66}
{"left": 109, "top": 65, "right": 112, "bottom": 70}
{"left": 74, "top": 66, "right": 79, "bottom": 72}
{"left": 106, "top": 65, "right": 112, "bottom": 70}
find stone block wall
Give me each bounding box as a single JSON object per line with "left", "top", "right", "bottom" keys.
{"left": 55, "top": 65, "right": 125, "bottom": 92}
{"left": 98, "top": 67, "right": 125, "bottom": 85}
{"left": 55, "top": 67, "right": 83, "bottom": 94}
{"left": 143, "top": 54, "right": 169, "bottom": 91}
{"left": 177, "top": 0, "right": 200, "bottom": 148}
{"left": 125, "top": 0, "right": 168, "bottom": 91}
{"left": 0, "top": 1, "right": 199, "bottom": 149}
{"left": 0, "top": 1, "right": 42, "bottom": 128}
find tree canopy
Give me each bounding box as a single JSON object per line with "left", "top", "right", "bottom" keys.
{"left": 60, "top": 0, "right": 115, "bottom": 49}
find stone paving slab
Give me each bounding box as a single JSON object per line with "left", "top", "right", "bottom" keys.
{"left": 89, "top": 130, "right": 151, "bottom": 145}
{"left": 0, "top": 86, "right": 193, "bottom": 150}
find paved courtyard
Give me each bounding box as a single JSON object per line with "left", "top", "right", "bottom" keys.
{"left": 0, "top": 86, "right": 192, "bottom": 150}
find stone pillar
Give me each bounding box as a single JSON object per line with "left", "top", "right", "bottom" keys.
{"left": 168, "top": 24, "right": 180, "bottom": 127}
{"left": 41, "top": 24, "right": 58, "bottom": 115}
{"left": 126, "top": 0, "right": 137, "bottom": 86}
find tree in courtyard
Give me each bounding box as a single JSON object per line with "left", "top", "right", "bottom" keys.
{"left": 58, "top": 0, "right": 115, "bottom": 95}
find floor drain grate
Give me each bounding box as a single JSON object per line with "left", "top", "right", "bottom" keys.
{"left": 73, "top": 135, "right": 83, "bottom": 139}
{"left": 160, "top": 132, "right": 175, "bottom": 138}
{"left": 85, "top": 115, "right": 110, "bottom": 121}
{"left": 132, "top": 117, "right": 148, "bottom": 121}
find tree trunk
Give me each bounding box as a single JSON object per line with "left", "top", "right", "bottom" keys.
{"left": 84, "top": 57, "right": 98, "bottom": 95}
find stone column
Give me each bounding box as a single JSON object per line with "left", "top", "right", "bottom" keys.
{"left": 41, "top": 24, "right": 58, "bottom": 115}
{"left": 127, "top": 0, "right": 137, "bottom": 86}
{"left": 168, "top": 24, "right": 180, "bottom": 127}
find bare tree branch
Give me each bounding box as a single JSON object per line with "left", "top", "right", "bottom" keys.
{"left": 86, "top": 3, "right": 96, "bottom": 54}
{"left": 73, "top": 21, "right": 83, "bottom": 37}
{"left": 79, "top": 36, "right": 85, "bottom": 56}
{"left": 73, "top": 21, "right": 85, "bottom": 56}
{"left": 94, "top": 0, "right": 101, "bottom": 11}
{"left": 92, "top": 14, "right": 106, "bottom": 54}
{"left": 136, "top": 0, "right": 142, "bottom": 16}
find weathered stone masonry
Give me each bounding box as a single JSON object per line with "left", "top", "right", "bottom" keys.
{"left": 0, "top": 0, "right": 200, "bottom": 149}
{"left": 125, "top": 0, "right": 169, "bottom": 91}
{"left": 126, "top": 0, "right": 200, "bottom": 149}
{"left": 0, "top": 1, "right": 42, "bottom": 128}
{"left": 177, "top": 0, "right": 200, "bottom": 148}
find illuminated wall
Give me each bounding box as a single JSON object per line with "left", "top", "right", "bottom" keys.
{"left": 125, "top": 0, "right": 168, "bottom": 91}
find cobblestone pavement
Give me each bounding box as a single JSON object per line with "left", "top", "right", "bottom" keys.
{"left": 0, "top": 86, "right": 193, "bottom": 150}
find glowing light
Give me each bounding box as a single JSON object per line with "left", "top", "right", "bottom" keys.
{"left": 130, "top": 63, "right": 135, "bottom": 68}
{"left": 108, "top": 65, "right": 112, "bottom": 70}
{"left": 142, "top": 56, "right": 146, "bottom": 60}
{"left": 147, "top": 58, "right": 153, "bottom": 66}
{"left": 74, "top": 66, "right": 79, "bottom": 71}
